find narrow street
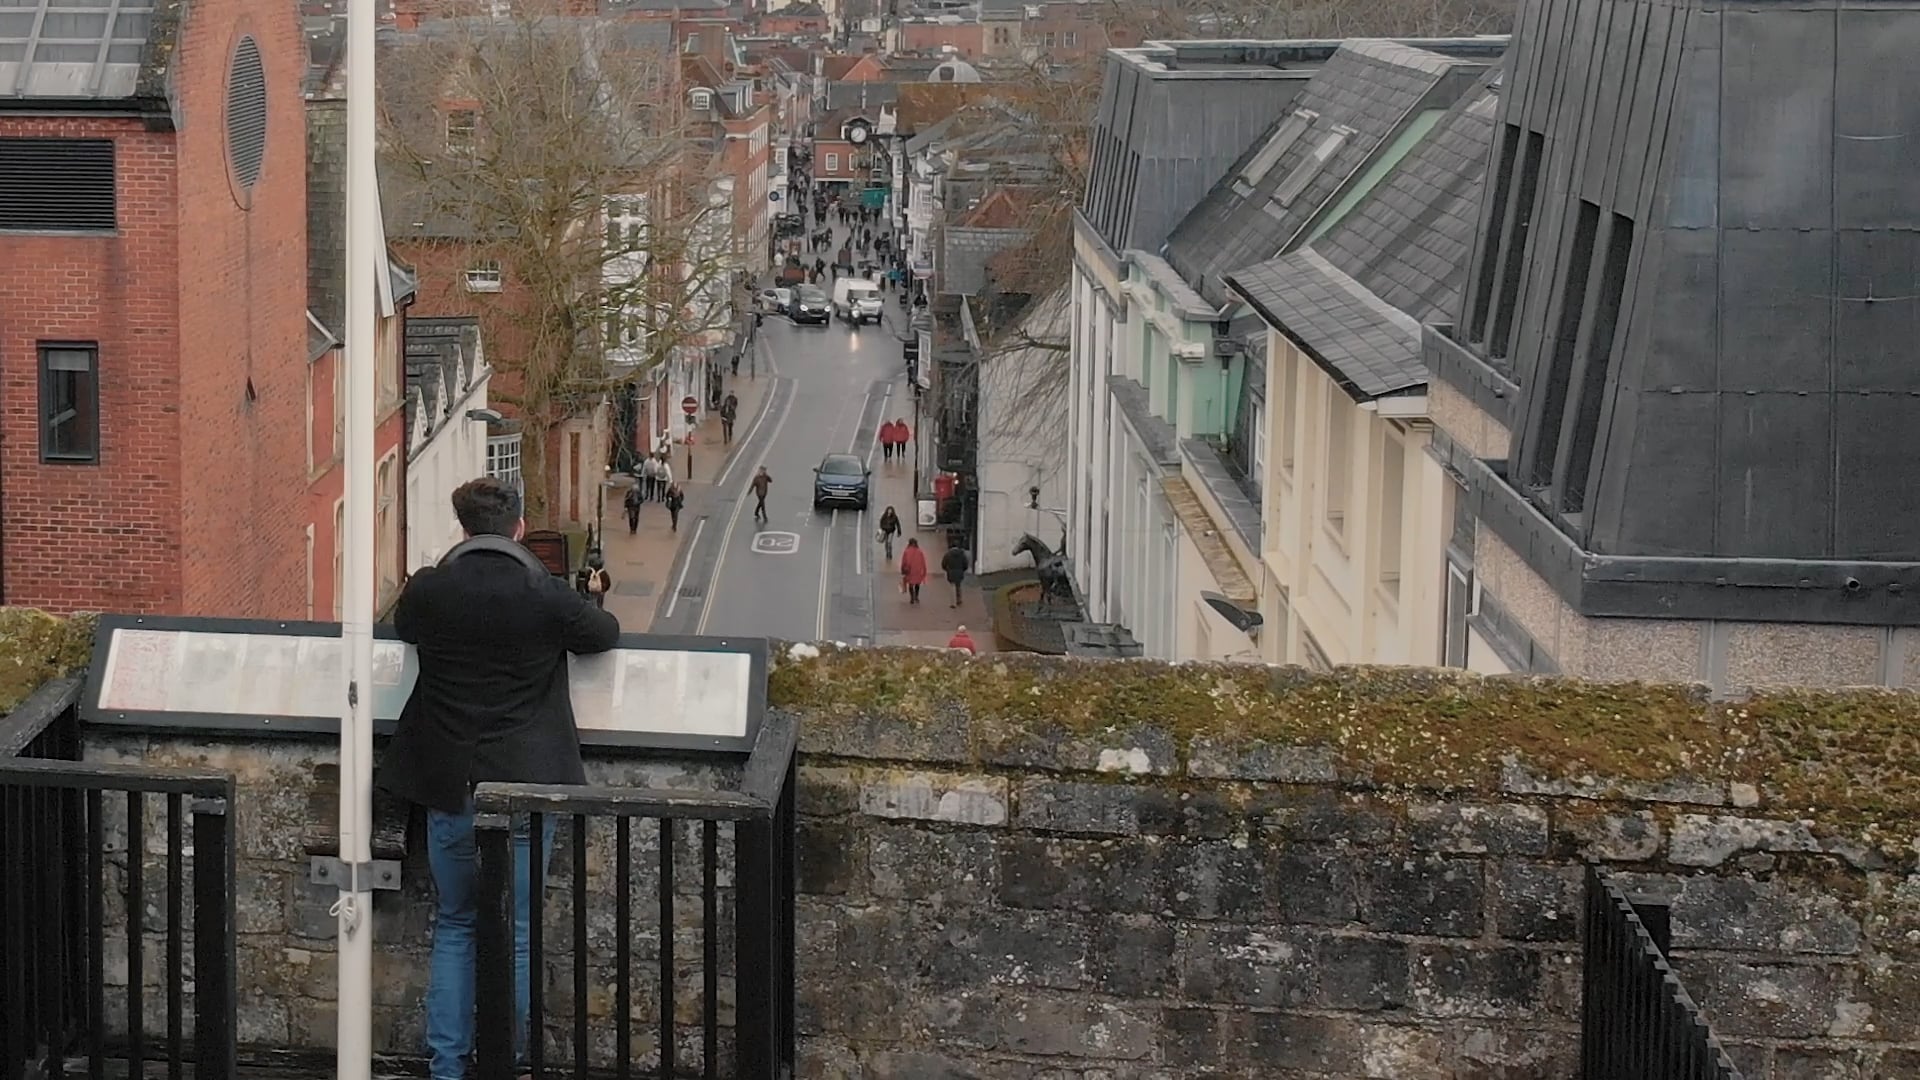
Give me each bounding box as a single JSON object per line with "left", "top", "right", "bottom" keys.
{"left": 648, "top": 212, "right": 914, "bottom": 644}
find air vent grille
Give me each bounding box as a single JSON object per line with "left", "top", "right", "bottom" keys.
{"left": 0, "top": 137, "right": 116, "bottom": 232}
{"left": 226, "top": 35, "right": 267, "bottom": 193}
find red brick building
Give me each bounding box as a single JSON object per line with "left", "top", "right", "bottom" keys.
{"left": 757, "top": 1, "right": 826, "bottom": 36}
{"left": 683, "top": 39, "right": 774, "bottom": 271}
{"left": 0, "top": 0, "right": 311, "bottom": 617}
{"left": 306, "top": 78, "right": 417, "bottom": 620}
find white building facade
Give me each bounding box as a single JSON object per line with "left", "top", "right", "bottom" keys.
{"left": 403, "top": 318, "right": 493, "bottom": 572}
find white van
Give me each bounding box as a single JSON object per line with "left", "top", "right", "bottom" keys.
{"left": 832, "top": 277, "right": 884, "bottom": 326}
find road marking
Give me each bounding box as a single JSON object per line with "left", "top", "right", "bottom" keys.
{"left": 853, "top": 383, "right": 890, "bottom": 581}
{"left": 816, "top": 510, "right": 834, "bottom": 642}
{"left": 752, "top": 531, "right": 801, "bottom": 555}
{"left": 715, "top": 361, "right": 786, "bottom": 491}
{"left": 696, "top": 385, "right": 796, "bottom": 636}
{"left": 660, "top": 517, "right": 706, "bottom": 620}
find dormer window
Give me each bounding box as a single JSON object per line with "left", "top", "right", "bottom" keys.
{"left": 445, "top": 109, "right": 477, "bottom": 154}
{"left": 690, "top": 88, "right": 713, "bottom": 111}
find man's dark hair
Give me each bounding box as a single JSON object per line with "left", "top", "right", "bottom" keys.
{"left": 452, "top": 477, "right": 523, "bottom": 537}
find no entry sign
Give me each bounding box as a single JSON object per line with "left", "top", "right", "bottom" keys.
{"left": 682, "top": 396, "right": 699, "bottom": 416}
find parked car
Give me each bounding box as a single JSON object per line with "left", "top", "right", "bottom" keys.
{"left": 759, "top": 287, "right": 792, "bottom": 315}
{"left": 812, "top": 453, "right": 870, "bottom": 510}
{"left": 790, "top": 285, "right": 830, "bottom": 325}
{"left": 832, "top": 277, "right": 884, "bottom": 326}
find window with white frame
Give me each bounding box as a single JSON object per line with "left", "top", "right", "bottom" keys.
{"left": 305, "top": 524, "right": 316, "bottom": 621}
{"left": 1273, "top": 124, "right": 1353, "bottom": 209}
{"left": 690, "top": 88, "right": 713, "bottom": 111}
{"left": 376, "top": 453, "right": 399, "bottom": 602}
{"left": 1276, "top": 346, "right": 1297, "bottom": 475}
{"left": 1251, "top": 398, "right": 1268, "bottom": 483}
{"left": 332, "top": 499, "right": 345, "bottom": 621}
{"left": 465, "top": 260, "right": 502, "bottom": 292}
{"left": 825, "top": 152, "right": 840, "bottom": 173}
{"left": 487, "top": 432, "right": 523, "bottom": 492}
{"left": 1240, "top": 109, "right": 1316, "bottom": 188}
{"left": 1324, "top": 391, "right": 1352, "bottom": 541}
{"left": 1378, "top": 432, "right": 1405, "bottom": 600}
{"left": 445, "top": 109, "right": 476, "bottom": 153}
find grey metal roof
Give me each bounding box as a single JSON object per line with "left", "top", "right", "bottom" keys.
{"left": 1182, "top": 437, "right": 1261, "bottom": 550}
{"left": 1165, "top": 39, "right": 1494, "bottom": 308}
{"left": 1079, "top": 41, "right": 1332, "bottom": 257}
{"left": 0, "top": 0, "right": 164, "bottom": 101}
{"left": 1107, "top": 375, "right": 1179, "bottom": 467}
{"left": 1227, "top": 71, "right": 1499, "bottom": 400}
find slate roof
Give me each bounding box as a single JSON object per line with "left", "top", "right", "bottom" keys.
{"left": 0, "top": 0, "right": 169, "bottom": 102}
{"left": 404, "top": 317, "right": 486, "bottom": 455}
{"left": 895, "top": 82, "right": 993, "bottom": 130}
{"left": 938, "top": 225, "right": 1027, "bottom": 296}
{"left": 308, "top": 98, "right": 348, "bottom": 337}
{"left": 1225, "top": 72, "right": 1498, "bottom": 401}
{"left": 1165, "top": 39, "right": 1493, "bottom": 308}
{"left": 824, "top": 79, "right": 899, "bottom": 111}
{"left": 308, "top": 96, "right": 420, "bottom": 339}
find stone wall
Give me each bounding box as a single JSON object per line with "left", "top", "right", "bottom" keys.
{"left": 60, "top": 646, "right": 1920, "bottom": 1078}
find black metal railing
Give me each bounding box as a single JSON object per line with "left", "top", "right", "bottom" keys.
{"left": 473, "top": 715, "right": 797, "bottom": 1080}
{"left": 1582, "top": 865, "right": 1743, "bottom": 1080}
{"left": 0, "top": 681, "right": 238, "bottom": 1080}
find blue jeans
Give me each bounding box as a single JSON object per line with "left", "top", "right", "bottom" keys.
{"left": 424, "top": 804, "right": 557, "bottom": 1080}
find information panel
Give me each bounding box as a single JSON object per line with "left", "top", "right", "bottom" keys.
{"left": 82, "top": 616, "right": 767, "bottom": 753}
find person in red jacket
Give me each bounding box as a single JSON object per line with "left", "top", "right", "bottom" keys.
{"left": 879, "top": 419, "right": 898, "bottom": 461}
{"left": 899, "top": 537, "right": 928, "bottom": 604}
{"left": 948, "top": 625, "right": 976, "bottom": 654}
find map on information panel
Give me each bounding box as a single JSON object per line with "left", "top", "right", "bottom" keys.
{"left": 83, "top": 617, "right": 764, "bottom": 750}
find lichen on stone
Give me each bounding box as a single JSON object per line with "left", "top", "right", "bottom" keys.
{"left": 0, "top": 608, "right": 97, "bottom": 714}
{"left": 768, "top": 645, "right": 1920, "bottom": 851}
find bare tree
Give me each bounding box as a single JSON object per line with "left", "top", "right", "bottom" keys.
{"left": 380, "top": 1, "right": 741, "bottom": 521}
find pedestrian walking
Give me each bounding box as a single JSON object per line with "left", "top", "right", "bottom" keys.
{"left": 577, "top": 551, "right": 613, "bottom": 610}
{"left": 948, "top": 625, "right": 977, "bottom": 655}
{"left": 639, "top": 455, "right": 660, "bottom": 501}
{"left": 877, "top": 505, "right": 902, "bottom": 561}
{"left": 900, "top": 537, "right": 928, "bottom": 604}
{"left": 656, "top": 455, "right": 674, "bottom": 494}
{"left": 891, "top": 417, "right": 912, "bottom": 461}
{"left": 664, "top": 482, "right": 685, "bottom": 532}
{"left": 380, "top": 478, "right": 619, "bottom": 1075}
{"left": 750, "top": 465, "right": 772, "bottom": 522}
{"left": 878, "top": 419, "right": 895, "bottom": 461}
{"left": 623, "top": 482, "right": 642, "bottom": 534}
{"left": 941, "top": 543, "right": 971, "bottom": 608}
{"left": 721, "top": 391, "right": 739, "bottom": 444}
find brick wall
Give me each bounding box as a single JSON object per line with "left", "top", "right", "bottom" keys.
{"left": 70, "top": 651, "right": 1920, "bottom": 1078}
{"left": 0, "top": 117, "right": 182, "bottom": 613}
{"left": 171, "top": 0, "right": 312, "bottom": 619}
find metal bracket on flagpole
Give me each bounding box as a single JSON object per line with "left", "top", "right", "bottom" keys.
{"left": 310, "top": 855, "right": 403, "bottom": 892}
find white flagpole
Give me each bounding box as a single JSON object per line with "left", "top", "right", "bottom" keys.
{"left": 338, "top": 0, "right": 378, "bottom": 1059}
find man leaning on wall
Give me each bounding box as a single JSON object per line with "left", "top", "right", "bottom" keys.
{"left": 378, "top": 476, "right": 621, "bottom": 1079}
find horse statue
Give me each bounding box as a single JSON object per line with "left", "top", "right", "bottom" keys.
{"left": 1013, "top": 533, "right": 1075, "bottom": 606}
